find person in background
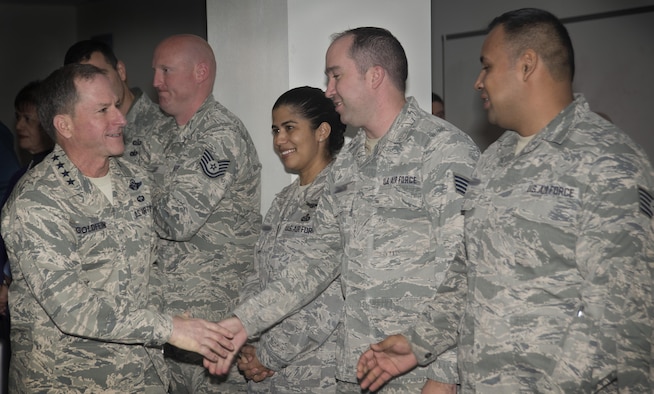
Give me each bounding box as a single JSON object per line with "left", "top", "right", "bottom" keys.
{"left": 431, "top": 92, "right": 445, "bottom": 119}
{"left": 0, "top": 80, "right": 54, "bottom": 394}
{"left": 0, "top": 122, "right": 19, "bottom": 199}
{"left": 357, "top": 8, "right": 654, "bottom": 392}
{"left": 0, "top": 120, "right": 17, "bottom": 394}
{"left": 236, "top": 86, "right": 346, "bottom": 393}
{"left": 11, "top": 81, "right": 55, "bottom": 171}
{"left": 0, "top": 63, "right": 235, "bottom": 393}
{"left": 207, "top": 26, "right": 479, "bottom": 394}
{"left": 64, "top": 39, "right": 167, "bottom": 168}
{"left": 151, "top": 34, "right": 261, "bottom": 393}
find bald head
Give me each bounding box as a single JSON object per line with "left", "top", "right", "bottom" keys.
{"left": 159, "top": 34, "right": 216, "bottom": 86}
{"left": 152, "top": 34, "right": 217, "bottom": 125}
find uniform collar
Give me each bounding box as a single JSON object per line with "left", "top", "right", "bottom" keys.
{"left": 498, "top": 93, "right": 588, "bottom": 155}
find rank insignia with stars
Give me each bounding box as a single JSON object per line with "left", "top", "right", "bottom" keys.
{"left": 53, "top": 154, "right": 75, "bottom": 186}
{"left": 200, "top": 150, "right": 229, "bottom": 178}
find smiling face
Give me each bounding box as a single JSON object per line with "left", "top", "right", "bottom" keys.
{"left": 324, "top": 35, "right": 373, "bottom": 129}
{"left": 474, "top": 26, "right": 523, "bottom": 130}
{"left": 60, "top": 74, "right": 126, "bottom": 167}
{"left": 81, "top": 51, "right": 129, "bottom": 115}
{"left": 272, "top": 104, "right": 329, "bottom": 185}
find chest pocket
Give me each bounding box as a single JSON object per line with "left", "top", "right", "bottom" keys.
{"left": 511, "top": 184, "right": 580, "bottom": 268}
{"left": 280, "top": 203, "right": 317, "bottom": 238}
{"left": 374, "top": 182, "right": 423, "bottom": 210}
{"left": 513, "top": 184, "right": 580, "bottom": 229}
{"left": 74, "top": 218, "right": 120, "bottom": 290}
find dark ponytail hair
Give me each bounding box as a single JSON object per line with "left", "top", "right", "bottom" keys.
{"left": 273, "top": 86, "right": 346, "bottom": 158}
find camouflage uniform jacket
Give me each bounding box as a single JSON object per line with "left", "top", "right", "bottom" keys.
{"left": 1, "top": 145, "right": 173, "bottom": 393}
{"left": 455, "top": 94, "right": 653, "bottom": 392}
{"left": 235, "top": 97, "right": 479, "bottom": 387}
{"left": 240, "top": 164, "right": 342, "bottom": 393}
{"left": 121, "top": 87, "right": 169, "bottom": 169}
{"left": 153, "top": 94, "right": 261, "bottom": 322}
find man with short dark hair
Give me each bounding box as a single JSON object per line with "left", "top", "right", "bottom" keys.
{"left": 1, "top": 63, "right": 234, "bottom": 393}
{"left": 357, "top": 8, "right": 654, "bottom": 392}
{"left": 207, "top": 26, "right": 479, "bottom": 393}
{"left": 65, "top": 40, "right": 167, "bottom": 167}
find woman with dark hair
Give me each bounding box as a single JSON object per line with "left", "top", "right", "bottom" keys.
{"left": 237, "top": 86, "right": 346, "bottom": 392}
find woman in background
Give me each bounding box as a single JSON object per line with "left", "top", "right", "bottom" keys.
{"left": 1, "top": 80, "right": 54, "bottom": 394}
{"left": 237, "top": 86, "right": 346, "bottom": 393}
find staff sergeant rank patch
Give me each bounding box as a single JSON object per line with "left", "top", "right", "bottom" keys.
{"left": 200, "top": 150, "right": 229, "bottom": 178}
{"left": 454, "top": 173, "right": 470, "bottom": 196}
{"left": 638, "top": 186, "right": 653, "bottom": 218}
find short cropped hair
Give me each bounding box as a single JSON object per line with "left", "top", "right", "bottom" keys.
{"left": 64, "top": 39, "right": 119, "bottom": 69}
{"left": 38, "top": 63, "right": 107, "bottom": 140}
{"left": 489, "top": 8, "right": 575, "bottom": 82}
{"left": 332, "top": 27, "right": 408, "bottom": 93}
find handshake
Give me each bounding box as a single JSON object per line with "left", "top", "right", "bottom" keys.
{"left": 169, "top": 315, "right": 249, "bottom": 375}
{"left": 174, "top": 314, "right": 420, "bottom": 391}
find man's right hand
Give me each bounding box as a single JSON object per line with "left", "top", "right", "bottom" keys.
{"left": 203, "top": 316, "right": 248, "bottom": 375}
{"left": 168, "top": 315, "right": 235, "bottom": 362}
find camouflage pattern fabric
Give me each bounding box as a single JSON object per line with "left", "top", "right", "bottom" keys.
{"left": 121, "top": 87, "right": 171, "bottom": 170}
{"left": 152, "top": 95, "right": 261, "bottom": 393}
{"left": 235, "top": 97, "right": 479, "bottom": 390}
{"left": 411, "top": 94, "right": 654, "bottom": 392}
{"left": 241, "top": 164, "right": 342, "bottom": 393}
{"left": 1, "top": 145, "right": 172, "bottom": 393}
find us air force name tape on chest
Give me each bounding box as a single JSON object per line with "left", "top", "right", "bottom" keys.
{"left": 200, "top": 149, "right": 229, "bottom": 178}
{"left": 382, "top": 175, "right": 418, "bottom": 185}
{"left": 527, "top": 183, "right": 578, "bottom": 198}
{"left": 284, "top": 201, "right": 318, "bottom": 234}
{"left": 639, "top": 186, "right": 653, "bottom": 218}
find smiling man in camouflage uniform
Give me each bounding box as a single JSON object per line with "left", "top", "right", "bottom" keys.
{"left": 207, "top": 27, "right": 479, "bottom": 394}
{"left": 64, "top": 39, "right": 168, "bottom": 169}
{"left": 1, "top": 63, "right": 237, "bottom": 393}
{"left": 357, "top": 8, "right": 654, "bottom": 393}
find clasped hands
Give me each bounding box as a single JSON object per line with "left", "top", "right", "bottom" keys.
{"left": 200, "top": 316, "right": 249, "bottom": 375}
{"left": 197, "top": 317, "right": 417, "bottom": 391}
{"left": 197, "top": 316, "right": 273, "bottom": 381}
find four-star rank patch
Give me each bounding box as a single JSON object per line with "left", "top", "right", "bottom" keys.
{"left": 638, "top": 186, "right": 653, "bottom": 218}
{"left": 200, "top": 150, "right": 229, "bottom": 178}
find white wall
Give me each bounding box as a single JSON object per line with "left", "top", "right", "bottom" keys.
{"left": 208, "top": 0, "right": 290, "bottom": 217}
{"left": 208, "top": 0, "right": 432, "bottom": 215}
